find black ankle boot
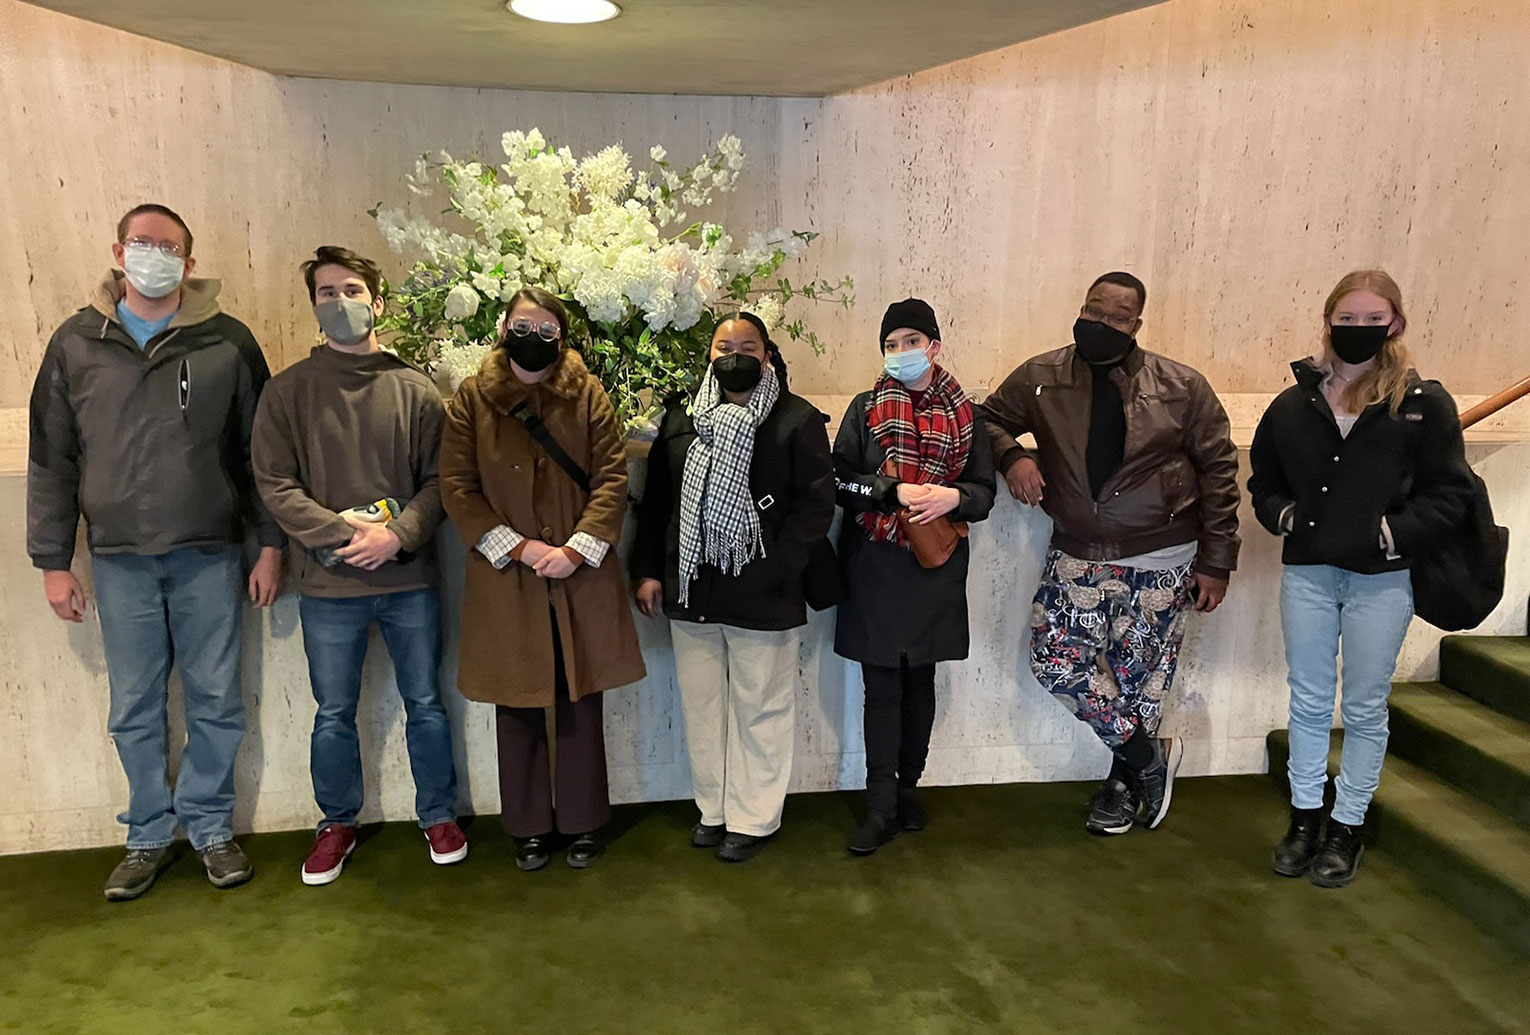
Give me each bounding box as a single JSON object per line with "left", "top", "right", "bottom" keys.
{"left": 1272, "top": 807, "right": 1325, "bottom": 877}
{"left": 1309, "top": 820, "right": 1365, "bottom": 888}
{"left": 897, "top": 786, "right": 926, "bottom": 832}
{"left": 847, "top": 813, "right": 901, "bottom": 856}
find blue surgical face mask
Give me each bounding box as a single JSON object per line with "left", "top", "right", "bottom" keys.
{"left": 883, "top": 347, "right": 931, "bottom": 386}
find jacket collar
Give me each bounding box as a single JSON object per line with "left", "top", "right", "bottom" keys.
{"left": 478, "top": 344, "right": 590, "bottom": 412}
{"left": 90, "top": 270, "right": 223, "bottom": 329}
{"left": 1070, "top": 342, "right": 1146, "bottom": 380}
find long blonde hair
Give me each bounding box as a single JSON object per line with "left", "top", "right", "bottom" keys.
{"left": 1317, "top": 269, "right": 1413, "bottom": 413}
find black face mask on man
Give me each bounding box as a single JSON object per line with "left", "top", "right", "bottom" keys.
{"left": 712, "top": 353, "right": 764, "bottom": 394}
{"left": 1073, "top": 317, "right": 1136, "bottom": 365}
{"left": 1328, "top": 324, "right": 1389, "bottom": 365}
{"left": 503, "top": 328, "right": 560, "bottom": 372}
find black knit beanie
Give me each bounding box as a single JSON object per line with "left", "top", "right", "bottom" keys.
{"left": 879, "top": 297, "right": 941, "bottom": 349}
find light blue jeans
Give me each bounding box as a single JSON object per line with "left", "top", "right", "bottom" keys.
{"left": 91, "top": 546, "right": 245, "bottom": 851}
{"left": 1280, "top": 564, "right": 1414, "bottom": 827}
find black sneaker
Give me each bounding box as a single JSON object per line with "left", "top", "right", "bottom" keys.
{"left": 1133, "top": 736, "right": 1184, "bottom": 830}
{"left": 1085, "top": 779, "right": 1139, "bottom": 836}
{"left": 847, "top": 814, "right": 902, "bottom": 856}
{"left": 718, "top": 832, "right": 770, "bottom": 863}
{"left": 896, "top": 786, "right": 927, "bottom": 832}
{"left": 514, "top": 834, "right": 554, "bottom": 872}
{"left": 690, "top": 822, "right": 726, "bottom": 848}
{"left": 104, "top": 847, "right": 171, "bottom": 902}
{"left": 1272, "top": 807, "right": 1325, "bottom": 877}
{"left": 199, "top": 840, "right": 254, "bottom": 889}
{"left": 1309, "top": 820, "right": 1365, "bottom": 888}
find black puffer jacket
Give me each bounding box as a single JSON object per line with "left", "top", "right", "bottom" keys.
{"left": 631, "top": 380, "right": 835, "bottom": 630}
{"left": 1248, "top": 360, "right": 1475, "bottom": 574}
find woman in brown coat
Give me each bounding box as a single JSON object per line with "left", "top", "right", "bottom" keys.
{"left": 439, "top": 286, "right": 645, "bottom": 871}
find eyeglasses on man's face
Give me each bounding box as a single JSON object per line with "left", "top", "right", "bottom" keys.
{"left": 123, "top": 237, "right": 188, "bottom": 259}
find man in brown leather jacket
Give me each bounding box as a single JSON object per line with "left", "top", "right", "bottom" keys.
{"left": 982, "top": 271, "right": 1240, "bottom": 838}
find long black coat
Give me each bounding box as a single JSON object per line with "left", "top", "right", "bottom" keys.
{"left": 833, "top": 390, "right": 997, "bottom": 668}
{"left": 632, "top": 383, "right": 835, "bottom": 631}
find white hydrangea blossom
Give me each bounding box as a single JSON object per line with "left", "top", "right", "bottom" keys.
{"left": 443, "top": 283, "right": 480, "bottom": 321}
{"left": 437, "top": 341, "right": 493, "bottom": 392}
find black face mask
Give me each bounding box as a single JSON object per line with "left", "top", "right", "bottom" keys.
{"left": 503, "top": 328, "right": 560, "bottom": 373}
{"left": 1073, "top": 317, "right": 1136, "bottom": 365}
{"left": 1328, "top": 324, "right": 1389, "bottom": 365}
{"left": 713, "top": 353, "right": 763, "bottom": 394}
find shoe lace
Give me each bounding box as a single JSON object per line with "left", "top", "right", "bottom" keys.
{"left": 1095, "top": 780, "right": 1133, "bottom": 814}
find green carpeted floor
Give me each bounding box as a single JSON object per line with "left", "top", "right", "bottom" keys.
{"left": 4, "top": 776, "right": 1529, "bottom": 1035}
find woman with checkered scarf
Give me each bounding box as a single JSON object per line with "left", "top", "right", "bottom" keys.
{"left": 631, "top": 313, "right": 836, "bottom": 863}
{"left": 833, "top": 299, "right": 997, "bottom": 856}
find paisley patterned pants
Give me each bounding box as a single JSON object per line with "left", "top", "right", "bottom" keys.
{"left": 1029, "top": 550, "right": 1195, "bottom": 748}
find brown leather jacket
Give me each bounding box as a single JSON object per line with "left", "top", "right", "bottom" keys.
{"left": 982, "top": 345, "right": 1240, "bottom": 577}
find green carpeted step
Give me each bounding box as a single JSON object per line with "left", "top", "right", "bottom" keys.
{"left": 1438, "top": 635, "right": 1530, "bottom": 725}
{"left": 1388, "top": 682, "right": 1530, "bottom": 831}
{"left": 1267, "top": 728, "right": 1530, "bottom": 954}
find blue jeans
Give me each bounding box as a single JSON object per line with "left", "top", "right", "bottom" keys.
{"left": 91, "top": 546, "right": 245, "bottom": 852}
{"left": 1280, "top": 564, "right": 1414, "bottom": 826}
{"left": 298, "top": 588, "right": 458, "bottom": 829}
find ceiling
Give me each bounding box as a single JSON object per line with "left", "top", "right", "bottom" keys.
{"left": 24, "top": 0, "right": 1166, "bottom": 96}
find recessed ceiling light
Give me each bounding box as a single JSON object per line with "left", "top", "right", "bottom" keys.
{"left": 508, "top": 0, "right": 621, "bottom": 24}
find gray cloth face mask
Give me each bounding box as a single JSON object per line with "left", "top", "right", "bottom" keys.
{"left": 316, "top": 298, "right": 375, "bottom": 346}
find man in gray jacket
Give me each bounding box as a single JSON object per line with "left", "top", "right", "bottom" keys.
{"left": 27, "top": 204, "right": 284, "bottom": 900}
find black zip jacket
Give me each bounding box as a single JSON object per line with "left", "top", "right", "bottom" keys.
{"left": 631, "top": 382, "right": 835, "bottom": 630}
{"left": 27, "top": 274, "right": 283, "bottom": 569}
{"left": 1248, "top": 360, "right": 1474, "bottom": 573}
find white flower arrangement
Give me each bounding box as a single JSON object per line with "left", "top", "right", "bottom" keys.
{"left": 371, "top": 130, "right": 851, "bottom": 432}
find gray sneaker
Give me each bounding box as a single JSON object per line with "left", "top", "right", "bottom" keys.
{"left": 104, "top": 847, "right": 171, "bottom": 901}
{"left": 199, "top": 840, "right": 254, "bottom": 888}
{"left": 1085, "top": 778, "right": 1140, "bottom": 836}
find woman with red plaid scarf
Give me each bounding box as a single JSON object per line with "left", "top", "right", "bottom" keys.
{"left": 833, "top": 298, "right": 997, "bottom": 855}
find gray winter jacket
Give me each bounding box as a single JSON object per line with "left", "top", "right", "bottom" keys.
{"left": 27, "top": 272, "right": 284, "bottom": 570}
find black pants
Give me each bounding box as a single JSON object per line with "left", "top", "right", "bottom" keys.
{"left": 494, "top": 614, "right": 610, "bottom": 838}
{"left": 861, "top": 659, "right": 938, "bottom": 817}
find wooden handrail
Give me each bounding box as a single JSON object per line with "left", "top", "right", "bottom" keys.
{"left": 1460, "top": 374, "right": 1530, "bottom": 430}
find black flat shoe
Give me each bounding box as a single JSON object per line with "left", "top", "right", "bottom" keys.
{"left": 566, "top": 832, "right": 603, "bottom": 869}
{"left": 514, "top": 834, "right": 553, "bottom": 872}
{"left": 691, "top": 822, "right": 726, "bottom": 848}
{"left": 717, "top": 832, "right": 769, "bottom": 863}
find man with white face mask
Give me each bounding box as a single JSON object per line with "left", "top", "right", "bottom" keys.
{"left": 27, "top": 204, "right": 285, "bottom": 900}
{"left": 252, "top": 246, "right": 463, "bottom": 886}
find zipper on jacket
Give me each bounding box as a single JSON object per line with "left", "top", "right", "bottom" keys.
{"left": 178, "top": 358, "right": 191, "bottom": 424}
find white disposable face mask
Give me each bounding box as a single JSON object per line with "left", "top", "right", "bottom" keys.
{"left": 122, "top": 247, "right": 186, "bottom": 298}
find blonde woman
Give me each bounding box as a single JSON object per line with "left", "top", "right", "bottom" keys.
{"left": 1249, "top": 269, "right": 1474, "bottom": 887}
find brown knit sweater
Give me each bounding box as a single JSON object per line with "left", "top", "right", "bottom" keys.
{"left": 252, "top": 345, "right": 445, "bottom": 598}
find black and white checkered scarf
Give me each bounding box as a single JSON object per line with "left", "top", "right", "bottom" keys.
{"left": 676, "top": 365, "right": 780, "bottom": 606}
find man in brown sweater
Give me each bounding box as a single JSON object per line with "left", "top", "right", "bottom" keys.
{"left": 252, "top": 246, "right": 464, "bottom": 885}
{"left": 982, "top": 271, "right": 1240, "bottom": 839}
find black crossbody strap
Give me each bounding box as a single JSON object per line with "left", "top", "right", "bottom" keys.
{"left": 510, "top": 401, "right": 592, "bottom": 494}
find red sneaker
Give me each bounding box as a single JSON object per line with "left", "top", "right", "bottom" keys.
{"left": 425, "top": 821, "right": 468, "bottom": 865}
{"left": 301, "top": 825, "right": 358, "bottom": 886}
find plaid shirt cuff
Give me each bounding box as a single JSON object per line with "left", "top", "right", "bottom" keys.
{"left": 566, "top": 532, "right": 610, "bottom": 568}
{"left": 477, "top": 525, "right": 524, "bottom": 570}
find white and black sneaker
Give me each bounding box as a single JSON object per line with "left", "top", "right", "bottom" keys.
{"left": 1134, "top": 737, "right": 1184, "bottom": 830}
{"left": 1085, "top": 779, "right": 1140, "bottom": 836}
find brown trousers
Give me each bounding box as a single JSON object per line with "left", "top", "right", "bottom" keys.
{"left": 494, "top": 616, "right": 610, "bottom": 837}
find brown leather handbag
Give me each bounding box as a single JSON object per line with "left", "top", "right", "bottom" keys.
{"left": 896, "top": 509, "right": 969, "bottom": 569}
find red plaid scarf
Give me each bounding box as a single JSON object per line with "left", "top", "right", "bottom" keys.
{"left": 858, "top": 364, "right": 975, "bottom": 545}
